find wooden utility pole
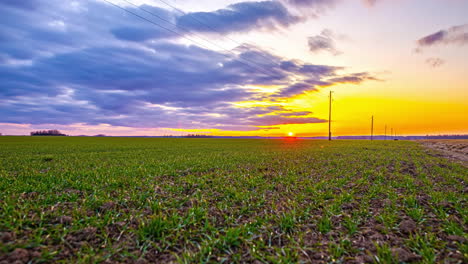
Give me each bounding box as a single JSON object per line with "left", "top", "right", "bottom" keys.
{"left": 371, "top": 116, "right": 374, "bottom": 140}
{"left": 328, "top": 91, "right": 333, "bottom": 141}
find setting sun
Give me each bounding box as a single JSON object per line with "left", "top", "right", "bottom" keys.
{"left": 288, "top": 132, "right": 294, "bottom": 137}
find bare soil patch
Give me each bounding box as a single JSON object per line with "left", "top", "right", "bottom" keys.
{"left": 421, "top": 140, "right": 468, "bottom": 166}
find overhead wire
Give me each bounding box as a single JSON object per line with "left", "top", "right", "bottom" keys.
{"left": 103, "top": 0, "right": 283, "bottom": 79}
{"left": 120, "top": 0, "right": 284, "bottom": 78}
{"left": 154, "top": 0, "right": 285, "bottom": 66}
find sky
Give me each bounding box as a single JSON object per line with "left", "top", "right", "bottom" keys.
{"left": 0, "top": 0, "right": 467, "bottom": 137}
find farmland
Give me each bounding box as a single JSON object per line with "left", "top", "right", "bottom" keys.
{"left": 421, "top": 140, "right": 468, "bottom": 166}
{"left": 0, "top": 137, "right": 466, "bottom": 263}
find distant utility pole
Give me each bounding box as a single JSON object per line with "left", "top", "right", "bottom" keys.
{"left": 391, "top": 128, "right": 393, "bottom": 140}
{"left": 371, "top": 116, "right": 374, "bottom": 140}
{"left": 328, "top": 91, "right": 333, "bottom": 141}
{"left": 384, "top": 125, "right": 387, "bottom": 140}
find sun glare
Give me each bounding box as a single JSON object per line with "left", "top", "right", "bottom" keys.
{"left": 288, "top": 132, "right": 294, "bottom": 137}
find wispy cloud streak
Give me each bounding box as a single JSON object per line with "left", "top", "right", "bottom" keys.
{"left": 418, "top": 24, "right": 468, "bottom": 47}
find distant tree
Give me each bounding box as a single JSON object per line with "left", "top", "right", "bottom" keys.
{"left": 184, "top": 134, "right": 213, "bottom": 138}
{"left": 30, "top": 130, "right": 67, "bottom": 136}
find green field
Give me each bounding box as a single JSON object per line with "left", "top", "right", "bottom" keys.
{"left": 0, "top": 137, "right": 466, "bottom": 263}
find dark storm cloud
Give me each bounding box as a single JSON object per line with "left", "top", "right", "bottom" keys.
{"left": 177, "top": 1, "right": 301, "bottom": 34}
{"left": 417, "top": 24, "right": 468, "bottom": 47}
{"left": 0, "top": 0, "right": 378, "bottom": 131}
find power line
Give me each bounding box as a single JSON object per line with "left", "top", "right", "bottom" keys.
{"left": 157, "top": 0, "right": 225, "bottom": 33}
{"left": 101, "top": 1, "right": 274, "bottom": 78}
{"left": 153, "top": 0, "right": 283, "bottom": 66}
{"left": 119, "top": 0, "right": 224, "bottom": 50}
{"left": 103, "top": 0, "right": 204, "bottom": 46}
{"left": 120, "top": 0, "right": 281, "bottom": 77}
{"left": 105, "top": 0, "right": 281, "bottom": 79}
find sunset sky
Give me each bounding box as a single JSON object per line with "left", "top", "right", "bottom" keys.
{"left": 0, "top": 0, "right": 467, "bottom": 136}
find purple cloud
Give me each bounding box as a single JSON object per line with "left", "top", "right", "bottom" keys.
{"left": 327, "top": 72, "right": 381, "bottom": 84}
{"left": 281, "top": 0, "right": 341, "bottom": 18}
{"left": 308, "top": 29, "right": 342, "bottom": 55}
{"left": 177, "top": 1, "right": 301, "bottom": 34}
{"left": 284, "top": 0, "right": 340, "bottom": 8}
{"left": 275, "top": 80, "right": 328, "bottom": 97}
{"left": 1, "top": 0, "right": 37, "bottom": 10}
{"left": 418, "top": 24, "right": 468, "bottom": 47}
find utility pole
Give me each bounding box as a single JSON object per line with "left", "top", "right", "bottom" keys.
{"left": 391, "top": 128, "right": 393, "bottom": 140}
{"left": 384, "top": 125, "right": 387, "bottom": 140}
{"left": 328, "top": 91, "right": 333, "bottom": 141}
{"left": 371, "top": 116, "right": 374, "bottom": 140}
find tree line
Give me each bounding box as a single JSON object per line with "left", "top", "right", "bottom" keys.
{"left": 30, "top": 130, "right": 67, "bottom": 136}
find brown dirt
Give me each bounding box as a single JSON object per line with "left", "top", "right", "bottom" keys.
{"left": 399, "top": 219, "right": 417, "bottom": 234}
{"left": 1, "top": 248, "right": 41, "bottom": 264}
{"left": 391, "top": 248, "right": 422, "bottom": 262}
{"left": 420, "top": 140, "right": 468, "bottom": 166}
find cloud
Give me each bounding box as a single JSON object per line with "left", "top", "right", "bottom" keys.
{"left": 111, "top": 26, "right": 173, "bottom": 41}
{"left": 248, "top": 115, "right": 326, "bottom": 126}
{"left": 362, "top": 0, "right": 378, "bottom": 7}
{"left": 417, "top": 24, "right": 468, "bottom": 47}
{"left": 286, "top": 0, "right": 383, "bottom": 10}
{"left": 275, "top": 79, "right": 327, "bottom": 97}
{"left": 1, "top": 0, "right": 38, "bottom": 10}
{"left": 177, "top": 1, "right": 301, "bottom": 34}
{"left": 425, "top": 57, "right": 445, "bottom": 68}
{"left": 327, "top": 72, "right": 381, "bottom": 84}
{"left": 0, "top": 0, "right": 378, "bottom": 132}
{"left": 308, "top": 29, "right": 342, "bottom": 55}
{"left": 281, "top": 0, "right": 341, "bottom": 18}
{"left": 283, "top": 0, "right": 340, "bottom": 9}
{"left": 278, "top": 111, "right": 314, "bottom": 117}
{"left": 109, "top": 5, "right": 178, "bottom": 41}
